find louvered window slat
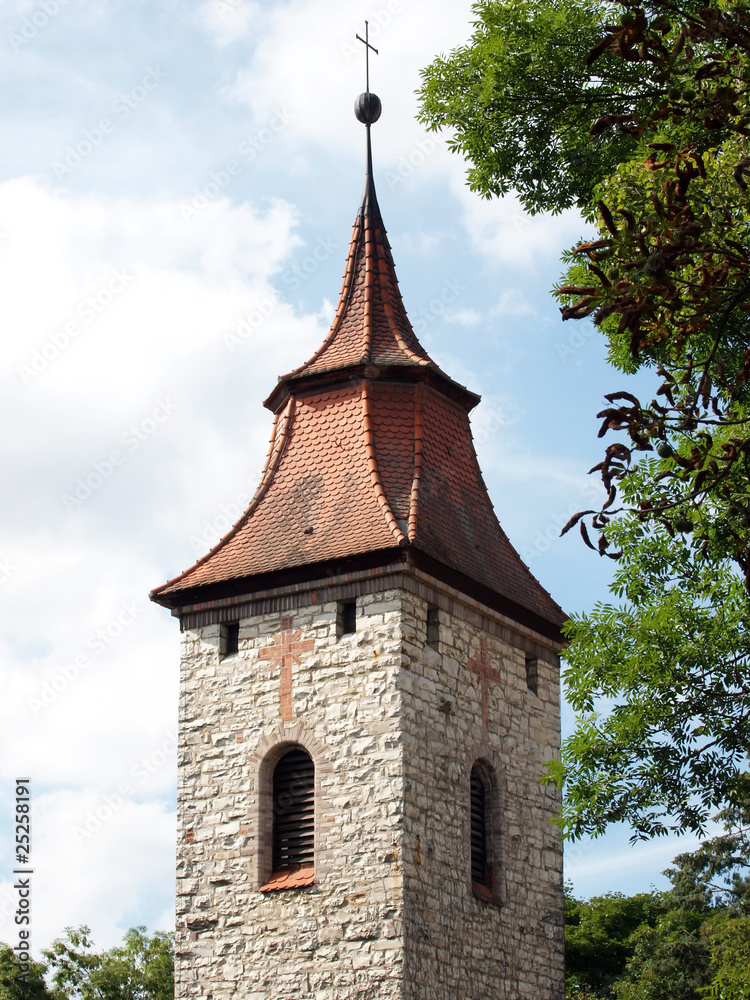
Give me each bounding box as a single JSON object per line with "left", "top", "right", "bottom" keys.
{"left": 470, "top": 767, "right": 488, "bottom": 886}
{"left": 274, "top": 824, "right": 314, "bottom": 838}
{"left": 272, "top": 748, "right": 315, "bottom": 870}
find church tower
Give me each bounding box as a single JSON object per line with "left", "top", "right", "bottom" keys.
{"left": 151, "top": 87, "right": 566, "bottom": 1000}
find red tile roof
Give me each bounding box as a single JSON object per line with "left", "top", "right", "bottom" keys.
{"left": 152, "top": 169, "right": 565, "bottom": 635}
{"left": 284, "top": 180, "right": 433, "bottom": 376}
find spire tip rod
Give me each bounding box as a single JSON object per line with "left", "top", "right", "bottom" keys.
{"left": 355, "top": 21, "right": 379, "bottom": 93}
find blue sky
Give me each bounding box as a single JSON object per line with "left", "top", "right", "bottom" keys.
{"left": 0, "top": 0, "right": 704, "bottom": 953}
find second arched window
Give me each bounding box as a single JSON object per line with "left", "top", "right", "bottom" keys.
{"left": 470, "top": 762, "right": 495, "bottom": 900}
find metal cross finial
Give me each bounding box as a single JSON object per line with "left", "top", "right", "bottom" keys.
{"left": 356, "top": 21, "right": 379, "bottom": 92}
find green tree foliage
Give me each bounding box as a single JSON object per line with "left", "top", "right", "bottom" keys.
{"left": 614, "top": 908, "right": 713, "bottom": 1000}
{"left": 419, "top": 0, "right": 750, "bottom": 839}
{"left": 557, "top": 477, "right": 750, "bottom": 838}
{"left": 0, "top": 945, "right": 52, "bottom": 1000}
{"left": 564, "top": 783, "right": 750, "bottom": 999}
{"left": 565, "top": 885, "right": 664, "bottom": 995}
{"left": 703, "top": 915, "right": 750, "bottom": 999}
{"left": 418, "top": 0, "right": 648, "bottom": 212}
{"left": 42, "top": 927, "right": 173, "bottom": 1000}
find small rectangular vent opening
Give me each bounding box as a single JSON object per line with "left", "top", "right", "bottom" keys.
{"left": 221, "top": 622, "right": 240, "bottom": 658}
{"left": 525, "top": 656, "right": 539, "bottom": 695}
{"left": 338, "top": 601, "right": 357, "bottom": 637}
{"left": 426, "top": 606, "right": 440, "bottom": 648}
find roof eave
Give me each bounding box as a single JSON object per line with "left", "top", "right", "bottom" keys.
{"left": 150, "top": 543, "right": 567, "bottom": 643}
{"left": 149, "top": 546, "right": 408, "bottom": 610}
{"left": 263, "top": 363, "right": 481, "bottom": 414}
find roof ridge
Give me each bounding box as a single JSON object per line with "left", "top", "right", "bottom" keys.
{"left": 361, "top": 379, "right": 408, "bottom": 546}
{"left": 255, "top": 399, "right": 295, "bottom": 498}
{"left": 363, "top": 205, "right": 374, "bottom": 363}
{"left": 407, "top": 381, "right": 425, "bottom": 542}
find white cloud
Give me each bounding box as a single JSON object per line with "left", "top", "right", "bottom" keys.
{"left": 455, "top": 183, "right": 588, "bottom": 270}
{"left": 493, "top": 287, "right": 536, "bottom": 318}
{"left": 444, "top": 307, "right": 480, "bottom": 326}
{"left": 393, "top": 230, "right": 441, "bottom": 255}
{"left": 0, "top": 176, "right": 329, "bottom": 951}
{"left": 0, "top": 792, "right": 176, "bottom": 950}
{"left": 213, "top": 0, "right": 475, "bottom": 173}
{"left": 469, "top": 395, "right": 526, "bottom": 467}
{"left": 0, "top": 1, "right": 109, "bottom": 59}
{"left": 196, "top": 0, "right": 259, "bottom": 46}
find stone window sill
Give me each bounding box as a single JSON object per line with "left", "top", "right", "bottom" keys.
{"left": 472, "top": 881, "right": 500, "bottom": 905}
{"left": 259, "top": 864, "right": 315, "bottom": 892}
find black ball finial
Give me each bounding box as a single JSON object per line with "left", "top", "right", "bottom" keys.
{"left": 355, "top": 92, "right": 382, "bottom": 125}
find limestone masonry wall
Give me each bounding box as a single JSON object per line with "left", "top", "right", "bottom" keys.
{"left": 175, "top": 581, "right": 563, "bottom": 1000}
{"left": 398, "top": 590, "right": 564, "bottom": 1000}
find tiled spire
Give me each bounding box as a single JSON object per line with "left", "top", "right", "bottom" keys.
{"left": 281, "top": 129, "right": 433, "bottom": 380}
{"left": 151, "top": 96, "right": 565, "bottom": 639}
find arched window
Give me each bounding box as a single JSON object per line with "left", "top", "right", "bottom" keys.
{"left": 470, "top": 762, "right": 495, "bottom": 900}
{"left": 261, "top": 747, "right": 315, "bottom": 890}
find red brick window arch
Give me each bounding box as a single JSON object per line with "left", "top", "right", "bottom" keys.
{"left": 260, "top": 746, "right": 315, "bottom": 891}
{"left": 470, "top": 761, "right": 497, "bottom": 902}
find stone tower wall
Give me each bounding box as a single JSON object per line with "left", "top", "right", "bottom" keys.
{"left": 176, "top": 591, "right": 407, "bottom": 1000}
{"left": 398, "top": 590, "right": 564, "bottom": 1000}
{"left": 174, "top": 574, "right": 563, "bottom": 1000}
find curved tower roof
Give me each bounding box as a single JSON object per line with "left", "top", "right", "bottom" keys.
{"left": 151, "top": 98, "right": 564, "bottom": 641}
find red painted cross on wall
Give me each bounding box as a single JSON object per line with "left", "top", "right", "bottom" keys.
{"left": 259, "top": 617, "right": 314, "bottom": 722}
{"left": 467, "top": 638, "right": 499, "bottom": 729}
